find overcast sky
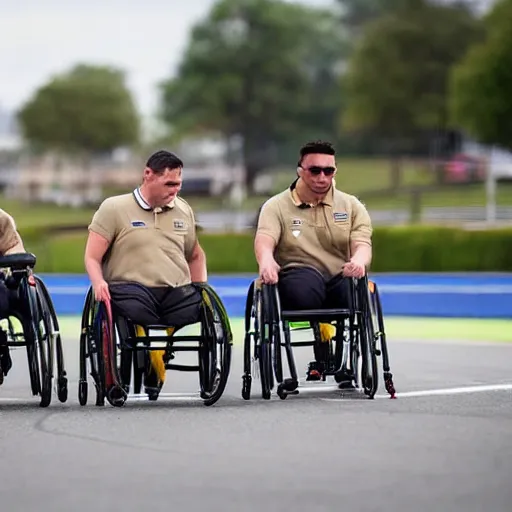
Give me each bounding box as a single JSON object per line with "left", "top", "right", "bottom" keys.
{"left": 0, "top": 0, "right": 333, "bottom": 118}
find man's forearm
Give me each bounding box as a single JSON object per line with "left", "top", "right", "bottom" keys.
{"left": 188, "top": 248, "right": 207, "bottom": 282}
{"left": 85, "top": 257, "right": 105, "bottom": 286}
{"left": 351, "top": 242, "right": 372, "bottom": 268}
{"left": 254, "top": 234, "right": 276, "bottom": 266}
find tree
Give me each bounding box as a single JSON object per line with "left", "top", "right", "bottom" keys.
{"left": 159, "top": 0, "right": 345, "bottom": 192}
{"left": 18, "top": 64, "right": 140, "bottom": 157}
{"left": 337, "top": 0, "right": 483, "bottom": 33}
{"left": 449, "top": 0, "right": 512, "bottom": 150}
{"left": 340, "top": 0, "right": 482, "bottom": 187}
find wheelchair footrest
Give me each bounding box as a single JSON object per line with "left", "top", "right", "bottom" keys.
{"left": 165, "top": 363, "right": 200, "bottom": 372}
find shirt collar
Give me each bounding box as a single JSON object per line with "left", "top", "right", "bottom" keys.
{"left": 288, "top": 178, "right": 333, "bottom": 208}
{"left": 132, "top": 188, "right": 175, "bottom": 211}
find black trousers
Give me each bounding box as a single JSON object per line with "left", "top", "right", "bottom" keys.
{"left": 109, "top": 282, "right": 202, "bottom": 329}
{"left": 277, "top": 266, "right": 352, "bottom": 311}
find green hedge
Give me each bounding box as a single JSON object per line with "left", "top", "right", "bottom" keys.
{"left": 19, "top": 226, "right": 512, "bottom": 273}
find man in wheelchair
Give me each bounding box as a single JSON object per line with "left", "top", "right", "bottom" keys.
{"left": 0, "top": 208, "right": 27, "bottom": 380}
{"left": 254, "top": 140, "right": 372, "bottom": 388}
{"left": 85, "top": 150, "right": 208, "bottom": 396}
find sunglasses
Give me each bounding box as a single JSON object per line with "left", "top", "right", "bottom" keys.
{"left": 302, "top": 166, "right": 336, "bottom": 176}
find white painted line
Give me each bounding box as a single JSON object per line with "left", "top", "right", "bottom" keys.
{"left": 125, "top": 392, "right": 203, "bottom": 402}
{"left": 0, "top": 397, "right": 30, "bottom": 403}
{"left": 321, "top": 383, "right": 512, "bottom": 401}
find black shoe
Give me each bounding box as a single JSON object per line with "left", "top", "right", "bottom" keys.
{"left": 306, "top": 361, "right": 323, "bottom": 381}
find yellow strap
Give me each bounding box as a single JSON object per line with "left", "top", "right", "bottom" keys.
{"left": 319, "top": 323, "right": 336, "bottom": 343}
{"left": 135, "top": 325, "right": 170, "bottom": 387}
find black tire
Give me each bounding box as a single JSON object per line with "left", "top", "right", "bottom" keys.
{"left": 78, "top": 380, "right": 88, "bottom": 406}
{"left": 22, "top": 278, "right": 53, "bottom": 407}
{"left": 258, "top": 286, "right": 274, "bottom": 400}
{"left": 196, "top": 284, "right": 233, "bottom": 407}
{"left": 90, "top": 300, "right": 107, "bottom": 406}
{"left": 34, "top": 276, "right": 68, "bottom": 404}
{"left": 242, "top": 281, "right": 255, "bottom": 400}
{"left": 358, "top": 284, "right": 379, "bottom": 399}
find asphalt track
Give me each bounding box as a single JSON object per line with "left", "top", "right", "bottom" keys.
{"left": 0, "top": 320, "right": 511, "bottom": 512}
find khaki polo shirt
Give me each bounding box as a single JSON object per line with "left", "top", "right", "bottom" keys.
{"left": 256, "top": 179, "right": 372, "bottom": 279}
{"left": 0, "top": 209, "right": 24, "bottom": 255}
{"left": 88, "top": 189, "right": 197, "bottom": 287}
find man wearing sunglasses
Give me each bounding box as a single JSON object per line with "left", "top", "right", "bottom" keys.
{"left": 254, "top": 140, "right": 372, "bottom": 386}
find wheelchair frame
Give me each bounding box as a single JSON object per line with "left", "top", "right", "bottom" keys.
{"left": 0, "top": 253, "right": 68, "bottom": 407}
{"left": 242, "top": 275, "right": 395, "bottom": 401}
{"left": 78, "top": 282, "right": 233, "bottom": 407}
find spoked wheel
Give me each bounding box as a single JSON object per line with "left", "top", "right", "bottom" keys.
{"left": 358, "top": 289, "right": 379, "bottom": 399}
{"left": 78, "top": 288, "right": 105, "bottom": 406}
{"left": 242, "top": 281, "right": 255, "bottom": 400}
{"left": 266, "top": 285, "right": 283, "bottom": 386}
{"left": 198, "top": 285, "right": 233, "bottom": 407}
{"left": 35, "top": 277, "right": 68, "bottom": 403}
{"left": 21, "top": 277, "right": 53, "bottom": 407}
{"left": 98, "top": 301, "right": 127, "bottom": 408}
{"left": 257, "top": 286, "right": 274, "bottom": 400}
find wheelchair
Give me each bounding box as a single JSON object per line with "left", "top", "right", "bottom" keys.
{"left": 0, "top": 253, "right": 68, "bottom": 407}
{"left": 78, "top": 282, "right": 233, "bottom": 407}
{"left": 241, "top": 274, "right": 395, "bottom": 401}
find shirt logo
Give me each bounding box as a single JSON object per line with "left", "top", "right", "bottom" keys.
{"left": 174, "top": 219, "right": 186, "bottom": 230}
{"left": 333, "top": 212, "right": 348, "bottom": 222}
{"left": 131, "top": 220, "right": 146, "bottom": 227}
{"left": 291, "top": 218, "right": 303, "bottom": 227}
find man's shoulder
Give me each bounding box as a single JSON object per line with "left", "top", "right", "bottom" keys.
{"left": 101, "top": 193, "right": 134, "bottom": 207}
{"left": 260, "top": 189, "right": 289, "bottom": 211}
{"left": 175, "top": 196, "right": 194, "bottom": 216}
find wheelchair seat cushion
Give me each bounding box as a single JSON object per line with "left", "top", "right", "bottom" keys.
{"left": 109, "top": 281, "right": 202, "bottom": 329}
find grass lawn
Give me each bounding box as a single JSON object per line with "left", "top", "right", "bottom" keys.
{"left": 1, "top": 198, "right": 95, "bottom": 229}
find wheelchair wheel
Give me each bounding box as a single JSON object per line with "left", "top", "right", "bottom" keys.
{"left": 34, "top": 276, "right": 68, "bottom": 403}
{"left": 358, "top": 281, "right": 379, "bottom": 399}
{"left": 242, "top": 281, "right": 274, "bottom": 400}
{"left": 266, "top": 285, "right": 283, "bottom": 385}
{"left": 257, "top": 285, "right": 274, "bottom": 399}
{"left": 242, "top": 281, "right": 255, "bottom": 400}
{"left": 78, "top": 288, "right": 105, "bottom": 406}
{"left": 20, "top": 277, "right": 53, "bottom": 408}
{"left": 196, "top": 284, "right": 233, "bottom": 406}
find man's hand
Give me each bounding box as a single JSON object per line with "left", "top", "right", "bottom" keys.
{"left": 259, "top": 257, "right": 281, "bottom": 284}
{"left": 93, "top": 279, "right": 111, "bottom": 302}
{"left": 342, "top": 259, "right": 366, "bottom": 279}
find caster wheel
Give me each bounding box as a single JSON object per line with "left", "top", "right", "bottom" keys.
{"left": 58, "top": 377, "right": 68, "bottom": 403}
{"left": 78, "top": 380, "right": 88, "bottom": 406}
{"left": 242, "top": 374, "right": 252, "bottom": 400}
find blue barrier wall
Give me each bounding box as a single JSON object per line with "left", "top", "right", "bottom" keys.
{"left": 38, "top": 273, "right": 512, "bottom": 319}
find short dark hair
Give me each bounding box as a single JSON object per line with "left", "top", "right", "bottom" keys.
{"left": 298, "top": 140, "right": 335, "bottom": 165}
{"left": 146, "top": 150, "right": 183, "bottom": 174}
